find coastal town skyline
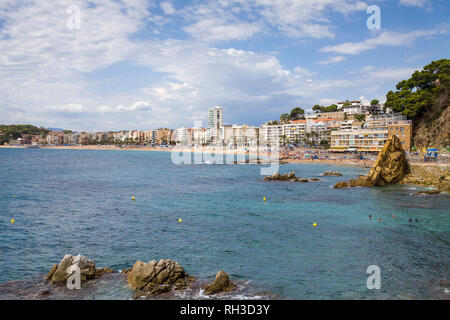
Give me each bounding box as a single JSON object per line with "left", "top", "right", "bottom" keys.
{"left": 1, "top": 1, "right": 449, "bottom": 132}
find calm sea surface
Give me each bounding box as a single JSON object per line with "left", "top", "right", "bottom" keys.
{"left": 0, "top": 148, "right": 448, "bottom": 299}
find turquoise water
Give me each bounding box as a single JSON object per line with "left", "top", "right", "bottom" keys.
{"left": 0, "top": 148, "right": 449, "bottom": 299}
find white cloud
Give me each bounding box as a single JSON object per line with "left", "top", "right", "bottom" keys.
{"left": 98, "top": 101, "right": 151, "bottom": 113}
{"left": 399, "top": 0, "right": 429, "bottom": 7}
{"left": 44, "top": 104, "right": 88, "bottom": 113}
{"left": 321, "top": 28, "right": 448, "bottom": 55}
{"left": 183, "top": 18, "right": 261, "bottom": 42}
{"left": 160, "top": 2, "right": 175, "bottom": 15}
{"left": 317, "top": 56, "right": 346, "bottom": 65}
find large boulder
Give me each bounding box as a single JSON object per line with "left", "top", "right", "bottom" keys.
{"left": 203, "top": 270, "right": 236, "bottom": 295}
{"left": 365, "top": 135, "right": 410, "bottom": 185}
{"left": 334, "top": 135, "right": 409, "bottom": 188}
{"left": 46, "top": 254, "right": 107, "bottom": 284}
{"left": 127, "top": 259, "right": 194, "bottom": 297}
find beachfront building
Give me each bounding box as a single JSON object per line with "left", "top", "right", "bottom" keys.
{"left": 207, "top": 106, "right": 223, "bottom": 145}
{"left": 330, "top": 128, "right": 389, "bottom": 152}
{"left": 47, "top": 131, "right": 64, "bottom": 145}
{"left": 261, "top": 123, "right": 283, "bottom": 146}
{"left": 191, "top": 127, "right": 206, "bottom": 146}
{"left": 388, "top": 121, "right": 413, "bottom": 151}
{"left": 174, "top": 127, "right": 192, "bottom": 145}
{"left": 283, "top": 120, "right": 306, "bottom": 145}
{"left": 220, "top": 125, "right": 234, "bottom": 146}
{"left": 330, "top": 112, "right": 412, "bottom": 152}
{"left": 231, "top": 124, "right": 260, "bottom": 147}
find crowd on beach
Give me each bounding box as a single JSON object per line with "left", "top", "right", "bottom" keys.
{"left": 280, "top": 148, "right": 376, "bottom": 163}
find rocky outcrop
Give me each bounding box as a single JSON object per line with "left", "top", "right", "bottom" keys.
{"left": 127, "top": 259, "right": 194, "bottom": 297}
{"left": 46, "top": 254, "right": 113, "bottom": 284}
{"left": 334, "top": 135, "right": 410, "bottom": 188}
{"left": 323, "top": 171, "right": 342, "bottom": 176}
{"left": 264, "top": 171, "right": 319, "bottom": 182}
{"left": 401, "top": 164, "right": 450, "bottom": 193}
{"left": 264, "top": 171, "right": 297, "bottom": 181}
{"left": 203, "top": 270, "right": 236, "bottom": 295}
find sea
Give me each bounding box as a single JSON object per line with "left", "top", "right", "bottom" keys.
{"left": 0, "top": 148, "right": 448, "bottom": 299}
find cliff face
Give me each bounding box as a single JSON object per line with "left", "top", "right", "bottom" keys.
{"left": 412, "top": 93, "right": 449, "bottom": 148}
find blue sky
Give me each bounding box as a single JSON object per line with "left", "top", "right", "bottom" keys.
{"left": 0, "top": 0, "right": 449, "bottom": 131}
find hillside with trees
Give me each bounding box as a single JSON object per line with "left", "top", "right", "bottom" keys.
{"left": 385, "top": 59, "right": 449, "bottom": 148}
{"left": 0, "top": 125, "right": 49, "bottom": 145}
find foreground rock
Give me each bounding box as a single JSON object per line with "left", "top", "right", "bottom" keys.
{"left": 402, "top": 164, "right": 450, "bottom": 193}
{"left": 203, "top": 270, "right": 236, "bottom": 295}
{"left": 46, "top": 254, "right": 114, "bottom": 284}
{"left": 334, "top": 135, "right": 409, "bottom": 188}
{"left": 127, "top": 259, "right": 194, "bottom": 297}
{"left": 323, "top": 171, "right": 342, "bottom": 176}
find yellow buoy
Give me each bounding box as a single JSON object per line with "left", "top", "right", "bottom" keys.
{"left": 11, "top": 219, "right": 15, "bottom": 224}
{"left": 313, "top": 222, "right": 317, "bottom": 227}
{"left": 178, "top": 218, "right": 182, "bottom": 223}
{"left": 263, "top": 197, "right": 266, "bottom": 202}
{"left": 132, "top": 196, "right": 135, "bottom": 201}
{"left": 13, "top": 194, "right": 16, "bottom": 198}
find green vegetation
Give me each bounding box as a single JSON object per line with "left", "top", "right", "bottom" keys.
{"left": 312, "top": 104, "right": 338, "bottom": 113}
{"left": 370, "top": 99, "right": 379, "bottom": 106}
{"left": 289, "top": 107, "right": 305, "bottom": 120}
{"left": 0, "top": 124, "right": 49, "bottom": 145}
{"left": 385, "top": 59, "right": 449, "bottom": 120}
{"left": 354, "top": 114, "right": 365, "bottom": 122}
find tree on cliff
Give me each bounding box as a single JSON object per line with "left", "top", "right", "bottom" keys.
{"left": 290, "top": 107, "right": 305, "bottom": 120}
{"left": 385, "top": 59, "right": 449, "bottom": 121}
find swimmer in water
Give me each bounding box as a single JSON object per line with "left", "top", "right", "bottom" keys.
{"left": 377, "top": 218, "right": 382, "bottom": 222}
{"left": 369, "top": 215, "right": 372, "bottom": 219}
{"left": 392, "top": 214, "right": 396, "bottom": 219}
{"left": 415, "top": 218, "right": 418, "bottom": 222}
{"left": 409, "top": 218, "right": 412, "bottom": 222}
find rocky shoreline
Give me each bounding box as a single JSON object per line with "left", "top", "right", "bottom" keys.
{"left": 332, "top": 135, "right": 449, "bottom": 193}
{"left": 44, "top": 254, "right": 238, "bottom": 299}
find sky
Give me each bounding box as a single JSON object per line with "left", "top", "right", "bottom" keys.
{"left": 0, "top": 0, "right": 449, "bottom": 132}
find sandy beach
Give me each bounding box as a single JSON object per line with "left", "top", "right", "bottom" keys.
{"left": 1, "top": 145, "right": 447, "bottom": 167}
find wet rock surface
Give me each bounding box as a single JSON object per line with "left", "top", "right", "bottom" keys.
{"left": 46, "top": 254, "right": 112, "bottom": 284}
{"left": 127, "top": 259, "right": 194, "bottom": 297}
{"left": 203, "top": 270, "right": 236, "bottom": 295}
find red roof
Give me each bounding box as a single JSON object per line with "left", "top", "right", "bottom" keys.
{"left": 290, "top": 120, "right": 306, "bottom": 123}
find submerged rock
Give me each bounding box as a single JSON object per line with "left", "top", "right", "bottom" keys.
{"left": 203, "top": 270, "right": 236, "bottom": 295}
{"left": 127, "top": 259, "right": 194, "bottom": 297}
{"left": 46, "top": 254, "right": 114, "bottom": 284}
{"left": 334, "top": 135, "right": 409, "bottom": 188}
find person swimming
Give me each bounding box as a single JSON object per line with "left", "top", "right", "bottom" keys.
{"left": 368, "top": 215, "right": 372, "bottom": 219}
{"left": 409, "top": 218, "right": 413, "bottom": 222}
{"left": 377, "top": 218, "right": 382, "bottom": 222}
{"left": 392, "top": 214, "right": 396, "bottom": 219}
{"left": 415, "top": 218, "right": 419, "bottom": 222}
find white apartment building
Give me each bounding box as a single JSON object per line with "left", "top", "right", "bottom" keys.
{"left": 261, "top": 123, "right": 283, "bottom": 146}
{"left": 283, "top": 120, "right": 307, "bottom": 144}
{"left": 207, "top": 106, "right": 223, "bottom": 144}
{"left": 174, "top": 127, "right": 191, "bottom": 145}
{"left": 231, "top": 124, "right": 260, "bottom": 146}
